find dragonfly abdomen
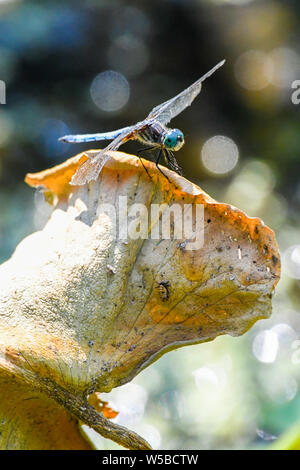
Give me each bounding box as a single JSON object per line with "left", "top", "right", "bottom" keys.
{"left": 59, "top": 125, "right": 133, "bottom": 144}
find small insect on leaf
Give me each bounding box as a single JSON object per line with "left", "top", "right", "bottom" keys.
{"left": 156, "top": 280, "right": 171, "bottom": 302}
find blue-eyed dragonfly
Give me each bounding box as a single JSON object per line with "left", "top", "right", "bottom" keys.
{"left": 59, "top": 59, "right": 225, "bottom": 185}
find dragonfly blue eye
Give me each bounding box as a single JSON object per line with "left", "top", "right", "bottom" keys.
{"left": 163, "top": 129, "right": 185, "bottom": 150}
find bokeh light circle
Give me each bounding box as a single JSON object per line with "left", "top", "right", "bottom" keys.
{"left": 283, "top": 245, "right": 300, "bottom": 280}
{"left": 269, "top": 48, "right": 300, "bottom": 89}
{"left": 110, "top": 6, "right": 151, "bottom": 39}
{"left": 252, "top": 330, "right": 279, "bottom": 363}
{"left": 38, "top": 119, "right": 70, "bottom": 158}
{"left": 201, "top": 135, "right": 239, "bottom": 175}
{"left": 90, "top": 70, "right": 130, "bottom": 112}
{"left": 234, "top": 50, "right": 273, "bottom": 90}
{"left": 108, "top": 36, "right": 149, "bottom": 78}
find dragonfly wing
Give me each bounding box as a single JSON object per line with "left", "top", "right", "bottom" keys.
{"left": 147, "top": 60, "right": 225, "bottom": 125}
{"left": 59, "top": 125, "right": 133, "bottom": 144}
{"left": 70, "top": 125, "right": 142, "bottom": 186}
{"left": 70, "top": 151, "right": 111, "bottom": 185}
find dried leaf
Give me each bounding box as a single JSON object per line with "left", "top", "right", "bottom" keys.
{"left": 0, "top": 374, "right": 92, "bottom": 450}
{"left": 88, "top": 393, "right": 119, "bottom": 419}
{"left": 0, "top": 150, "right": 280, "bottom": 449}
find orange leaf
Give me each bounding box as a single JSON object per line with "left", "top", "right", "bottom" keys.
{"left": 88, "top": 393, "right": 119, "bottom": 419}
{"left": 0, "top": 150, "right": 280, "bottom": 450}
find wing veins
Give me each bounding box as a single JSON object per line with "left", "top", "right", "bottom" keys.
{"left": 70, "top": 122, "right": 147, "bottom": 186}
{"left": 147, "top": 59, "right": 225, "bottom": 125}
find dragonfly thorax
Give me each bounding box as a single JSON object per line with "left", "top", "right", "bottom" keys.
{"left": 137, "top": 122, "right": 184, "bottom": 151}
{"left": 163, "top": 128, "right": 185, "bottom": 151}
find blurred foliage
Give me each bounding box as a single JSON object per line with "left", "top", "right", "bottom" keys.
{"left": 0, "top": 0, "right": 300, "bottom": 450}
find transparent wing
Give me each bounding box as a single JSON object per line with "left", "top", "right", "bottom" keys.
{"left": 70, "top": 132, "right": 130, "bottom": 186}
{"left": 70, "top": 123, "right": 146, "bottom": 186}
{"left": 59, "top": 125, "right": 133, "bottom": 144}
{"left": 147, "top": 60, "right": 225, "bottom": 125}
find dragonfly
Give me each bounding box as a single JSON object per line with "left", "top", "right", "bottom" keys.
{"left": 59, "top": 59, "right": 225, "bottom": 185}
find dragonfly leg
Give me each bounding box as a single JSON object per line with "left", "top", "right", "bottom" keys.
{"left": 165, "top": 150, "right": 183, "bottom": 176}
{"left": 137, "top": 147, "right": 156, "bottom": 179}
{"left": 137, "top": 145, "right": 157, "bottom": 153}
{"left": 156, "top": 149, "right": 171, "bottom": 183}
{"left": 138, "top": 155, "right": 151, "bottom": 179}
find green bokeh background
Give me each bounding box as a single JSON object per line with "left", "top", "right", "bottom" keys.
{"left": 0, "top": 0, "right": 300, "bottom": 450}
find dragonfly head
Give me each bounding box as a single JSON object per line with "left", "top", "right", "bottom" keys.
{"left": 163, "top": 129, "right": 185, "bottom": 151}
